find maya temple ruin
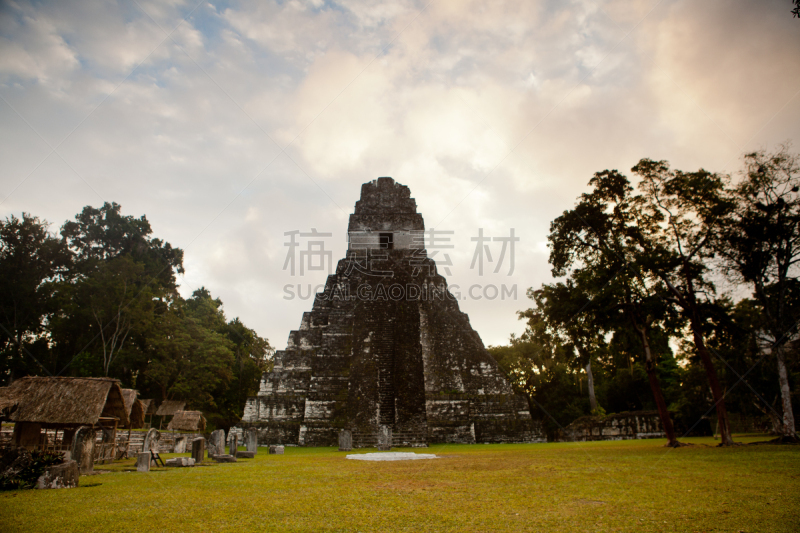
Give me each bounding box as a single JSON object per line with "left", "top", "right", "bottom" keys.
{"left": 239, "top": 177, "right": 544, "bottom": 447}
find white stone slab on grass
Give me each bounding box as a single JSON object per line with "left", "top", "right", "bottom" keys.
{"left": 346, "top": 452, "right": 438, "bottom": 461}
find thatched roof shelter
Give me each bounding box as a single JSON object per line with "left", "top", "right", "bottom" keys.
{"left": 129, "top": 399, "right": 145, "bottom": 429}
{"left": 120, "top": 389, "right": 137, "bottom": 412}
{"left": 120, "top": 389, "right": 146, "bottom": 429}
{"left": 167, "top": 410, "right": 207, "bottom": 432}
{"left": 0, "top": 388, "right": 15, "bottom": 410}
{"left": 0, "top": 387, "right": 18, "bottom": 421}
{"left": 140, "top": 399, "right": 156, "bottom": 415}
{"left": 155, "top": 399, "right": 186, "bottom": 417}
{"left": 0, "top": 376, "right": 129, "bottom": 428}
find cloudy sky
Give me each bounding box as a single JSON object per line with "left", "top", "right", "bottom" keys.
{"left": 1, "top": 0, "right": 799, "bottom": 349}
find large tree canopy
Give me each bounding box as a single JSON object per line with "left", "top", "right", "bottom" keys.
{"left": 719, "top": 146, "right": 800, "bottom": 439}
{"left": 0, "top": 204, "right": 270, "bottom": 431}
{"left": 492, "top": 146, "right": 799, "bottom": 444}
{"left": 0, "top": 214, "right": 71, "bottom": 380}
{"left": 546, "top": 169, "right": 684, "bottom": 445}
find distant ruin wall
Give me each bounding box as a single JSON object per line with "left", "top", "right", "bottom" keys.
{"left": 555, "top": 411, "right": 666, "bottom": 442}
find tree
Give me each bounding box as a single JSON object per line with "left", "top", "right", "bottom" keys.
{"left": 632, "top": 159, "right": 736, "bottom": 445}
{"left": 720, "top": 146, "right": 800, "bottom": 439}
{"left": 61, "top": 202, "right": 184, "bottom": 289}
{"left": 2, "top": 203, "right": 271, "bottom": 426}
{"left": 52, "top": 202, "right": 185, "bottom": 378}
{"left": 603, "top": 323, "right": 682, "bottom": 420}
{"left": 520, "top": 280, "right": 608, "bottom": 414}
{"left": 74, "top": 256, "right": 155, "bottom": 376}
{"left": 700, "top": 298, "right": 789, "bottom": 435}
{"left": 548, "top": 169, "right": 683, "bottom": 446}
{"left": 489, "top": 318, "right": 587, "bottom": 440}
{"left": 0, "top": 214, "right": 71, "bottom": 383}
{"left": 143, "top": 289, "right": 235, "bottom": 411}
{"left": 221, "top": 318, "right": 272, "bottom": 420}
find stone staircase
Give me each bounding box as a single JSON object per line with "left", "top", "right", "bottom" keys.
{"left": 351, "top": 431, "right": 379, "bottom": 448}
{"left": 350, "top": 429, "right": 428, "bottom": 448}
{"left": 373, "top": 318, "right": 395, "bottom": 426}
{"left": 391, "top": 430, "right": 428, "bottom": 447}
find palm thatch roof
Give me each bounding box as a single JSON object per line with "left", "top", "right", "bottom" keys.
{"left": 129, "top": 399, "right": 146, "bottom": 429}
{"left": 167, "top": 410, "right": 207, "bottom": 432}
{"left": 0, "top": 376, "right": 129, "bottom": 427}
{"left": 119, "top": 389, "right": 145, "bottom": 429}
{"left": 140, "top": 399, "right": 156, "bottom": 415}
{"left": 0, "top": 387, "right": 18, "bottom": 421}
{"left": 155, "top": 399, "right": 186, "bottom": 417}
{"left": 120, "top": 389, "right": 137, "bottom": 412}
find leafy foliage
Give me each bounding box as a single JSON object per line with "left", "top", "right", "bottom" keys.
{"left": 0, "top": 214, "right": 71, "bottom": 380}
{"left": 0, "top": 449, "right": 64, "bottom": 491}
{"left": 0, "top": 203, "right": 270, "bottom": 428}
{"left": 491, "top": 146, "right": 800, "bottom": 441}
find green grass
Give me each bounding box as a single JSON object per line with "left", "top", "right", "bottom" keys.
{"left": 1, "top": 435, "right": 798, "bottom": 532}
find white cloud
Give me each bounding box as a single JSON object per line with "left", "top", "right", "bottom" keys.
{"left": 1, "top": 0, "right": 799, "bottom": 348}
{"left": 0, "top": 12, "right": 79, "bottom": 89}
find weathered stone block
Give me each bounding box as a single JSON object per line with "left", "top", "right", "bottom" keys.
{"left": 191, "top": 438, "right": 205, "bottom": 463}
{"left": 70, "top": 426, "right": 95, "bottom": 475}
{"left": 268, "top": 445, "right": 285, "bottom": 455}
{"left": 214, "top": 455, "right": 237, "bottom": 463}
{"left": 36, "top": 460, "right": 79, "bottom": 489}
{"left": 229, "top": 434, "right": 238, "bottom": 456}
{"left": 208, "top": 429, "right": 225, "bottom": 457}
{"left": 165, "top": 457, "right": 195, "bottom": 467}
{"left": 142, "top": 428, "right": 160, "bottom": 452}
{"left": 173, "top": 436, "right": 188, "bottom": 454}
{"left": 136, "top": 452, "right": 151, "bottom": 472}
{"left": 338, "top": 429, "right": 352, "bottom": 451}
{"left": 246, "top": 428, "right": 257, "bottom": 453}
{"left": 235, "top": 451, "right": 256, "bottom": 459}
{"left": 377, "top": 425, "right": 392, "bottom": 451}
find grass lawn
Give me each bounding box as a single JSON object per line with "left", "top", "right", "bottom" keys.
{"left": 1, "top": 435, "right": 797, "bottom": 532}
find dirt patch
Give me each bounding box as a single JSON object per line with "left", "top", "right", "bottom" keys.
{"left": 573, "top": 499, "right": 606, "bottom": 505}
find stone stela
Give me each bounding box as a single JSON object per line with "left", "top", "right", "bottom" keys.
{"left": 338, "top": 429, "right": 353, "bottom": 451}
{"left": 238, "top": 178, "right": 544, "bottom": 447}
{"left": 191, "top": 438, "right": 205, "bottom": 463}
{"left": 246, "top": 428, "right": 258, "bottom": 453}
{"left": 208, "top": 429, "right": 225, "bottom": 458}
{"left": 229, "top": 434, "right": 238, "bottom": 456}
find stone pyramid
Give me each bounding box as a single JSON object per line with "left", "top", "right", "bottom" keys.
{"left": 240, "top": 177, "right": 543, "bottom": 447}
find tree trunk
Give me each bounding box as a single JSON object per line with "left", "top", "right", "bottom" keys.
{"left": 690, "top": 316, "right": 734, "bottom": 445}
{"left": 635, "top": 322, "right": 679, "bottom": 446}
{"left": 775, "top": 344, "right": 797, "bottom": 437}
{"left": 585, "top": 359, "right": 598, "bottom": 413}
{"left": 753, "top": 400, "right": 783, "bottom": 435}
{"left": 662, "top": 266, "right": 734, "bottom": 446}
